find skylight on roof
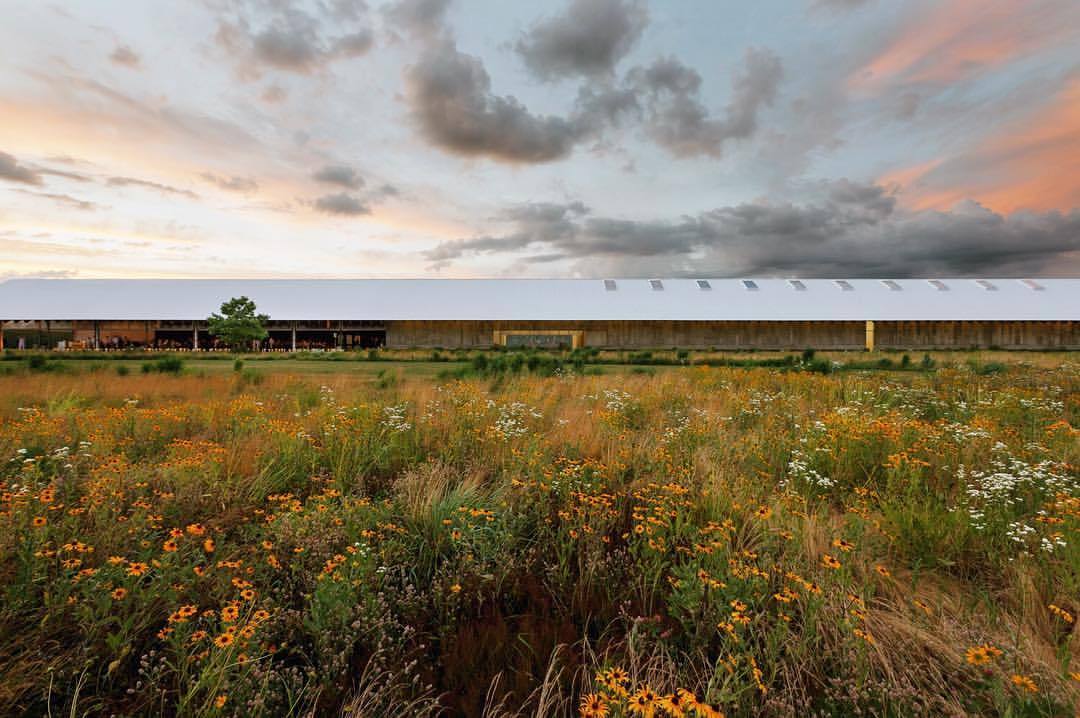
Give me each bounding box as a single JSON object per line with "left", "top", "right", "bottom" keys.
{"left": 928, "top": 280, "right": 949, "bottom": 291}
{"left": 834, "top": 280, "right": 854, "bottom": 291}
{"left": 881, "top": 280, "right": 902, "bottom": 291}
{"left": 1020, "top": 279, "right": 1045, "bottom": 291}
{"left": 604, "top": 279, "right": 617, "bottom": 291}
{"left": 649, "top": 279, "right": 664, "bottom": 291}
{"left": 696, "top": 280, "right": 711, "bottom": 290}
{"left": 741, "top": 279, "right": 759, "bottom": 290}
{"left": 975, "top": 280, "right": 998, "bottom": 291}
{"left": 788, "top": 279, "right": 807, "bottom": 291}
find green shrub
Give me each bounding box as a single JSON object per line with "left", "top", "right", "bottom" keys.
{"left": 142, "top": 356, "right": 185, "bottom": 374}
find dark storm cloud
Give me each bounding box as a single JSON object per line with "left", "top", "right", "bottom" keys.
{"left": 632, "top": 48, "right": 783, "bottom": 157}
{"left": 405, "top": 41, "right": 587, "bottom": 163}
{"left": 516, "top": 0, "right": 648, "bottom": 80}
{"left": 107, "top": 176, "right": 200, "bottom": 199}
{"left": 825, "top": 178, "right": 896, "bottom": 217}
{"left": 109, "top": 44, "right": 140, "bottom": 68}
{"left": 200, "top": 172, "right": 258, "bottom": 193}
{"left": 424, "top": 181, "right": 1080, "bottom": 276}
{"left": 313, "top": 164, "right": 364, "bottom": 189}
{"left": 0, "top": 151, "right": 42, "bottom": 185}
{"left": 392, "top": 0, "right": 778, "bottom": 163}
{"left": 313, "top": 192, "right": 370, "bottom": 216}
{"left": 425, "top": 201, "right": 588, "bottom": 263}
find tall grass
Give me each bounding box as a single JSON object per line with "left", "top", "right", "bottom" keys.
{"left": 0, "top": 360, "right": 1076, "bottom": 716}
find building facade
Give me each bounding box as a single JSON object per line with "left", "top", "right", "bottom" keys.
{"left": 1, "top": 278, "right": 1077, "bottom": 350}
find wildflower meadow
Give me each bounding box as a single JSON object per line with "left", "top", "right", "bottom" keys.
{"left": 0, "top": 356, "right": 1077, "bottom": 716}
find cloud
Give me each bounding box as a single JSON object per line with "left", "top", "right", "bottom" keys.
{"left": 881, "top": 76, "right": 1080, "bottom": 214}
{"left": 313, "top": 192, "right": 370, "bottom": 215}
{"left": 107, "top": 176, "right": 199, "bottom": 199}
{"left": 426, "top": 201, "right": 588, "bottom": 263}
{"left": 516, "top": 0, "right": 648, "bottom": 80}
{"left": 333, "top": 30, "right": 375, "bottom": 58}
{"left": 216, "top": 3, "right": 374, "bottom": 77}
{"left": 632, "top": 48, "right": 783, "bottom": 157}
{"left": 383, "top": 0, "right": 452, "bottom": 38}
{"left": 423, "top": 181, "right": 1080, "bottom": 276}
{"left": 261, "top": 84, "right": 287, "bottom": 103}
{"left": 0, "top": 269, "right": 79, "bottom": 280}
{"left": 10, "top": 189, "right": 99, "bottom": 211}
{"left": 395, "top": 0, "right": 775, "bottom": 163}
{"left": 850, "top": 0, "right": 1077, "bottom": 91}
{"left": 815, "top": 0, "right": 870, "bottom": 9}
{"left": 109, "top": 44, "right": 140, "bottom": 68}
{"left": 39, "top": 167, "right": 92, "bottom": 182}
{"left": 252, "top": 21, "right": 323, "bottom": 72}
{"left": 200, "top": 173, "right": 259, "bottom": 193}
{"left": 0, "top": 151, "right": 42, "bottom": 185}
{"left": 313, "top": 165, "right": 364, "bottom": 189}
{"left": 26, "top": 72, "right": 262, "bottom": 153}
{"left": 405, "top": 40, "right": 586, "bottom": 163}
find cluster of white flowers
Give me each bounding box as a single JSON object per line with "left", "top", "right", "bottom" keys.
{"left": 380, "top": 402, "right": 412, "bottom": 433}
{"left": 600, "top": 389, "right": 632, "bottom": 413}
{"left": 51, "top": 445, "right": 74, "bottom": 470}
{"left": 941, "top": 421, "right": 991, "bottom": 444}
{"left": 739, "top": 390, "right": 788, "bottom": 418}
{"left": 953, "top": 446, "right": 1075, "bottom": 553}
{"left": 490, "top": 401, "right": 542, "bottom": 440}
{"left": 783, "top": 448, "right": 835, "bottom": 490}
{"left": 659, "top": 408, "right": 708, "bottom": 443}
{"left": 869, "top": 384, "right": 957, "bottom": 419}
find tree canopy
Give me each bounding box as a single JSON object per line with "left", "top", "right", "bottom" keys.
{"left": 207, "top": 296, "right": 268, "bottom": 351}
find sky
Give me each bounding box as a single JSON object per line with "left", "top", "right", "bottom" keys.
{"left": 0, "top": 0, "right": 1078, "bottom": 279}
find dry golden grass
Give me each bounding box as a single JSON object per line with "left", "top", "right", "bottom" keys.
{"left": 0, "top": 357, "right": 1076, "bottom": 716}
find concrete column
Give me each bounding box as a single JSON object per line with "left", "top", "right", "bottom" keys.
{"left": 193, "top": 324, "right": 199, "bottom": 351}
{"left": 291, "top": 322, "right": 297, "bottom": 352}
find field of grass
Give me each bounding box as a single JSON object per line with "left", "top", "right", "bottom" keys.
{"left": 0, "top": 357, "right": 1077, "bottom": 716}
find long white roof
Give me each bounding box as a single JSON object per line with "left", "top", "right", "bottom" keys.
{"left": 0, "top": 278, "right": 1077, "bottom": 321}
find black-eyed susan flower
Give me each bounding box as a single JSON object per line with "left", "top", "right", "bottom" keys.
{"left": 1010, "top": 674, "right": 1038, "bottom": 693}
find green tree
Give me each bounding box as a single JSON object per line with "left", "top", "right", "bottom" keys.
{"left": 207, "top": 296, "right": 269, "bottom": 351}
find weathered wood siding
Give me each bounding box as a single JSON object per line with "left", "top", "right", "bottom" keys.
{"left": 874, "top": 321, "right": 1078, "bottom": 349}
{"left": 387, "top": 321, "right": 865, "bottom": 349}
{"left": 385, "top": 320, "right": 1078, "bottom": 349}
